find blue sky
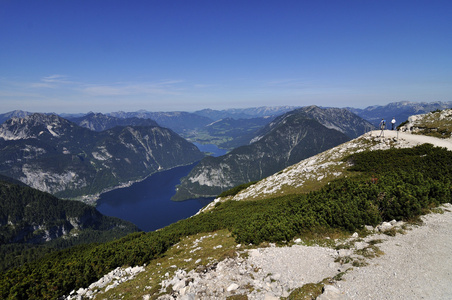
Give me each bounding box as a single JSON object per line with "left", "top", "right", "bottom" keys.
{"left": 1, "top": 0, "right": 451, "bottom": 113}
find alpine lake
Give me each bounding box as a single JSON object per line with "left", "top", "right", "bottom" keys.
{"left": 96, "top": 143, "right": 227, "bottom": 232}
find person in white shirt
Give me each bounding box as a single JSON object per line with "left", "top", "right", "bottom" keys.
{"left": 391, "top": 117, "right": 396, "bottom": 130}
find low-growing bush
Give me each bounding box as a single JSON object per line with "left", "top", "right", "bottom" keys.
{"left": 218, "top": 181, "right": 258, "bottom": 198}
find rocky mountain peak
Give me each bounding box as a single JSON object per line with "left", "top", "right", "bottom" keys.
{"left": 0, "top": 113, "right": 74, "bottom": 141}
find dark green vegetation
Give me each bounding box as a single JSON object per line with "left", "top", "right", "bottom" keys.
{"left": 0, "top": 114, "right": 204, "bottom": 199}
{"left": 217, "top": 181, "right": 258, "bottom": 198}
{"left": 0, "top": 178, "right": 139, "bottom": 272}
{"left": 1, "top": 144, "right": 451, "bottom": 299}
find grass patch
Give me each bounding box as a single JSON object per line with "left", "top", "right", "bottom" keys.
{"left": 368, "top": 239, "right": 384, "bottom": 246}
{"left": 293, "top": 228, "right": 349, "bottom": 248}
{"left": 355, "top": 245, "right": 384, "bottom": 259}
{"left": 227, "top": 295, "right": 249, "bottom": 300}
{"left": 335, "top": 256, "right": 353, "bottom": 265}
{"left": 352, "top": 259, "right": 368, "bottom": 267}
{"left": 283, "top": 282, "right": 324, "bottom": 300}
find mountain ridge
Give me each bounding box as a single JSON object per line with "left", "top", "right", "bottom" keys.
{"left": 347, "top": 100, "right": 452, "bottom": 127}
{"left": 173, "top": 106, "right": 372, "bottom": 200}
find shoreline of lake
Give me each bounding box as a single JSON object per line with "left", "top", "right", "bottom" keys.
{"left": 96, "top": 143, "right": 226, "bottom": 231}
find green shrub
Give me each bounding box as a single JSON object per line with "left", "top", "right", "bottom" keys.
{"left": 218, "top": 181, "right": 258, "bottom": 198}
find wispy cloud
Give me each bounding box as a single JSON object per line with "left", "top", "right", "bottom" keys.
{"left": 19, "top": 75, "right": 186, "bottom": 97}
{"left": 28, "top": 74, "right": 76, "bottom": 89}
{"left": 81, "top": 80, "right": 185, "bottom": 97}
{"left": 42, "top": 74, "right": 69, "bottom": 83}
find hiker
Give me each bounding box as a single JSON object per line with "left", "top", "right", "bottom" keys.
{"left": 391, "top": 117, "right": 396, "bottom": 130}
{"left": 379, "top": 118, "right": 386, "bottom": 137}
{"left": 379, "top": 118, "right": 386, "bottom": 130}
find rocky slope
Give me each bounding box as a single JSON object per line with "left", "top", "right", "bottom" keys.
{"left": 400, "top": 108, "right": 452, "bottom": 138}
{"left": 0, "top": 113, "right": 204, "bottom": 201}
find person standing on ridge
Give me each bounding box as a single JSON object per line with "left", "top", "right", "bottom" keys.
{"left": 379, "top": 118, "right": 386, "bottom": 137}
{"left": 379, "top": 118, "right": 386, "bottom": 130}
{"left": 391, "top": 117, "right": 396, "bottom": 130}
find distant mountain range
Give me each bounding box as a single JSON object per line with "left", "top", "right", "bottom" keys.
{"left": 347, "top": 101, "right": 452, "bottom": 127}
{"left": 172, "top": 106, "right": 372, "bottom": 200}
{"left": 193, "top": 106, "right": 299, "bottom": 121}
{"left": 108, "top": 110, "right": 213, "bottom": 134}
{"left": 3, "top": 101, "right": 450, "bottom": 134}
{"left": 0, "top": 113, "right": 204, "bottom": 200}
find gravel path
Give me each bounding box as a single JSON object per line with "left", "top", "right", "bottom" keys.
{"left": 247, "top": 245, "right": 340, "bottom": 290}
{"left": 247, "top": 204, "right": 452, "bottom": 300}
{"left": 370, "top": 130, "right": 452, "bottom": 150}
{"left": 335, "top": 203, "right": 452, "bottom": 300}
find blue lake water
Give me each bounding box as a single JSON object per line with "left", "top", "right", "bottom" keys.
{"left": 193, "top": 142, "right": 228, "bottom": 156}
{"left": 96, "top": 143, "right": 226, "bottom": 232}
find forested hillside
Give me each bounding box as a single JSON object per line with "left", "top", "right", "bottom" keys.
{"left": 0, "top": 178, "right": 139, "bottom": 272}
{"left": 1, "top": 144, "right": 450, "bottom": 299}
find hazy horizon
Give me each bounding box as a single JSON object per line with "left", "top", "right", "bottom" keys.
{"left": 2, "top": 100, "right": 451, "bottom": 116}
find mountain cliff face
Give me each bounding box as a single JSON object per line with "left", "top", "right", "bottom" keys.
{"left": 172, "top": 107, "right": 354, "bottom": 200}
{"left": 0, "top": 114, "right": 204, "bottom": 200}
